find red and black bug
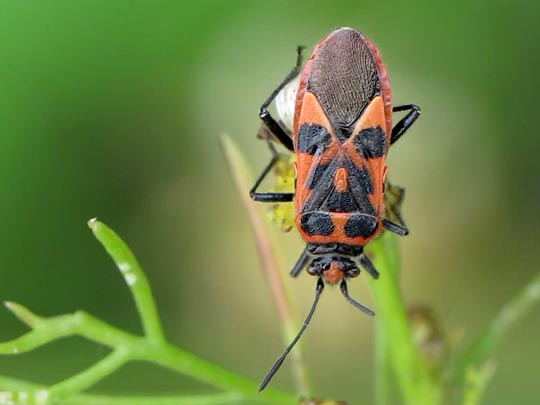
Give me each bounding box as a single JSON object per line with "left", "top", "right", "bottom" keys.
{"left": 251, "top": 27, "right": 420, "bottom": 391}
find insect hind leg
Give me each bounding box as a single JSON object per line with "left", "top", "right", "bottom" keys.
{"left": 259, "top": 46, "right": 305, "bottom": 152}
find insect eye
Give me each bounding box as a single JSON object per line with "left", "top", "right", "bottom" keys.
{"left": 307, "top": 266, "right": 319, "bottom": 276}
{"left": 347, "top": 268, "right": 360, "bottom": 278}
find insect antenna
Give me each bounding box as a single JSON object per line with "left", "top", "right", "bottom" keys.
{"left": 340, "top": 280, "right": 375, "bottom": 316}
{"left": 258, "top": 277, "right": 325, "bottom": 392}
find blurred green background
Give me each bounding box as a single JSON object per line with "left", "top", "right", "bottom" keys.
{"left": 1, "top": 0, "right": 539, "bottom": 403}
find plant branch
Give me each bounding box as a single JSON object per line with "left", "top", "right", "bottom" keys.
{"left": 47, "top": 349, "right": 130, "bottom": 403}
{"left": 0, "top": 375, "right": 246, "bottom": 404}
{"left": 0, "top": 305, "right": 135, "bottom": 354}
{"left": 0, "top": 220, "right": 298, "bottom": 404}
{"left": 1, "top": 299, "right": 295, "bottom": 404}
{"left": 373, "top": 309, "right": 392, "bottom": 405}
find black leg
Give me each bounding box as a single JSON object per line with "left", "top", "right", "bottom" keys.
{"left": 359, "top": 254, "right": 380, "bottom": 280}
{"left": 391, "top": 104, "right": 421, "bottom": 145}
{"left": 382, "top": 182, "right": 409, "bottom": 236}
{"left": 250, "top": 137, "right": 294, "bottom": 202}
{"left": 290, "top": 248, "right": 310, "bottom": 277}
{"left": 382, "top": 218, "right": 409, "bottom": 236}
{"left": 259, "top": 46, "right": 305, "bottom": 152}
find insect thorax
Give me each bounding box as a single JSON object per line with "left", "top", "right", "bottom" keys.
{"left": 307, "top": 243, "right": 364, "bottom": 256}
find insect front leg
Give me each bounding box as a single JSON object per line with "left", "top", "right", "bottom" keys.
{"left": 390, "top": 104, "right": 421, "bottom": 145}
{"left": 259, "top": 46, "right": 305, "bottom": 152}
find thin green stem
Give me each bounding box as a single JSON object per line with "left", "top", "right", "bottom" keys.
{"left": 221, "top": 134, "right": 310, "bottom": 396}
{"left": 366, "top": 232, "right": 441, "bottom": 405}
{"left": 3, "top": 301, "right": 43, "bottom": 326}
{"left": 461, "top": 362, "right": 496, "bottom": 405}
{"left": 88, "top": 219, "right": 166, "bottom": 344}
{"left": 0, "top": 306, "right": 134, "bottom": 354}
{"left": 0, "top": 375, "right": 247, "bottom": 404}
{"left": 452, "top": 271, "right": 540, "bottom": 387}
{"left": 373, "top": 312, "right": 391, "bottom": 405}
{"left": 0, "top": 303, "right": 296, "bottom": 404}
{"left": 67, "top": 392, "right": 246, "bottom": 405}
{"left": 47, "top": 349, "right": 130, "bottom": 402}
{"left": 136, "top": 343, "right": 293, "bottom": 401}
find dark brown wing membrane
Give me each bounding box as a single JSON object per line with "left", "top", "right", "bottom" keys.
{"left": 307, "top": 28, "right": 381, "bottom": 130}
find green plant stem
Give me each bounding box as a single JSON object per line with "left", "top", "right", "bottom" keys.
{"left": 88, "top": 218, "right": 166, "bottom": 344}
{"left": 0, "top": 219, "right": 297, "bottom": 404}
{"left": 68, "top": 392, "right": 245, "bottom": 405}
{"left": 366, "top": 232, "right": 441, "bottom": 405}
{"left": 0, "top": 303, "right": 296, "bottom": 404}
{"left": 461, "top": 362, "right": 496, "bottom": 405}
{"left": 47, "top": 349, "right": 130, "bottom": 401}
{"left": 373, "top": 312, "right": 391, "bottom": 405}
{"left": 221, "top": 134, "right": 310, "bottom": 397}
{"left": 452, "top": 271, "right": 540, "bottom": 387}
{"left": 0, "top": 375, "right": 245, "bottom": 404}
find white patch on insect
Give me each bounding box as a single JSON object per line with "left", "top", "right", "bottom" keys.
{"left": 35, "top": 389, "right": 49, "bottom": 404}
{"left": 125, "top": 273, "right": 137, "bottom": 286}
{"left": 118, "top": 262, "right": 130, "bottom": 273}
{"left": 275, "top": 75, "right": 300, "bottom": 134}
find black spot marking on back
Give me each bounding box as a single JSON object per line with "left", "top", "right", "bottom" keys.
{"left": 344, "top": 215, "right": 378, "bottom": 238}
{"left": 355, "top": 126, "right": 387, "bottom": 159}
{"left": 297, "top": 124, "right": 331, "bottom": 155}
{"left": 323, "top": 191, "right": 356, "bottom": 212}
{"left": 300, "top": 212, "right": 334, "bottom": 236}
